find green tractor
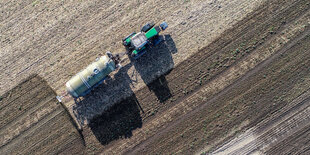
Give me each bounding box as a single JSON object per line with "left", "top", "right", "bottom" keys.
{"left": 122, "top": 21, "right": 168, "bottom": 59}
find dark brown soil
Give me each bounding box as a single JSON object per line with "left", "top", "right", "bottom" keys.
{"left": 0, "top": 75, "right": 85, "bottom": 155}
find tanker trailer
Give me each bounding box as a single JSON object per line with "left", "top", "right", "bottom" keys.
{"left": 65, "top": 52, "right": 121, "bottom": 99}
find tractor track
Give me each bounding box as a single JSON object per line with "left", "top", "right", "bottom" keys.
{"left": 211, "top": 90, "right": 310, "bottom": 154}
{"left": 265, "top": 123, "right": 310, "bottom": 154}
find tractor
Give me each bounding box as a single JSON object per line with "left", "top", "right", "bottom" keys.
{"left": 122, "top": 21, "right": 168, "bottom": 59}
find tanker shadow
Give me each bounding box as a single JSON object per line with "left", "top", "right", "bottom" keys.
{"left": 86, "top": 64, "right": 143, "bottom": 145}
{"left": 72, "top": 35, "right": 176, "bottom": 145}
{"left": 131, "top": 34, "right": 177, "bottom": 103}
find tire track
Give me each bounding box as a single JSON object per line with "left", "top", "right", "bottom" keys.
{"left": 212, "top": 91, "right": 310, "bottom": 155}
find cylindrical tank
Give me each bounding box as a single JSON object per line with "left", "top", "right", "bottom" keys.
{"left": 66, "top": 56, "right": 116, "bottom": 98}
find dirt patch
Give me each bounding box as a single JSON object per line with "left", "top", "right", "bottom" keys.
{"left": 0, "top": 75, "right": 84, "bottom": 154}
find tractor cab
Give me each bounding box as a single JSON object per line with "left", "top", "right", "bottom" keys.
{"left": 122, "top": 21, "right": 168, "bottom": 59}
{"left": 131, "top": 32, "right": 148, "bottom": 51}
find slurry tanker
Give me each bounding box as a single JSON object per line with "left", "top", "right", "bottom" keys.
{"left": 56, "top": 21, "right": 167, "bottom": 102}
{"left": 56, "top": 52, "right": 121, "bottom": 102}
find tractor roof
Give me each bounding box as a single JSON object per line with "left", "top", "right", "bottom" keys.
{"left": 131, "top": 32, "right": 148, "bottom": 49}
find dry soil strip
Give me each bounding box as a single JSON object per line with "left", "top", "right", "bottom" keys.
{"left": 211, "top": 90, "right": 310, "bottom": 154}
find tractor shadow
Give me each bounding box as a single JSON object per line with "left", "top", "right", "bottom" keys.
{"left": 130, "top": 34, "right": 177, "bottom": 103}
{"left": 73, "top": 64, "right": 143, "bottom": 145}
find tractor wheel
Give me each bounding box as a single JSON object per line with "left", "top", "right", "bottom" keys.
{"left": 122, "top": 32, "right": 136, "bottom": 42}
{"left": 141, "top": 22, "right": 155, "bottom": 32}
{"left": 123, "top": 41, "right": 128, "bottom": 46}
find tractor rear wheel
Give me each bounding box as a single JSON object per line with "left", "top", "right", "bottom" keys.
{"left": 122, "top": 32, "right": 136, "bottom": 42}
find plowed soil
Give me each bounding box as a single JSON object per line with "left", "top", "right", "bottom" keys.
{"left": 1, "top": 0, "right": 310, "bottom": 154}
{"left": 0, "top": 75, "right": 84, "bottom": 154}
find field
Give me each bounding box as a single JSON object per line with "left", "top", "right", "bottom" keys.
{"left": 0, "top": 75, "right": 84, "bottom": 154}
{"left": 1, "top": 0, "right": 310, "bottom": 154}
